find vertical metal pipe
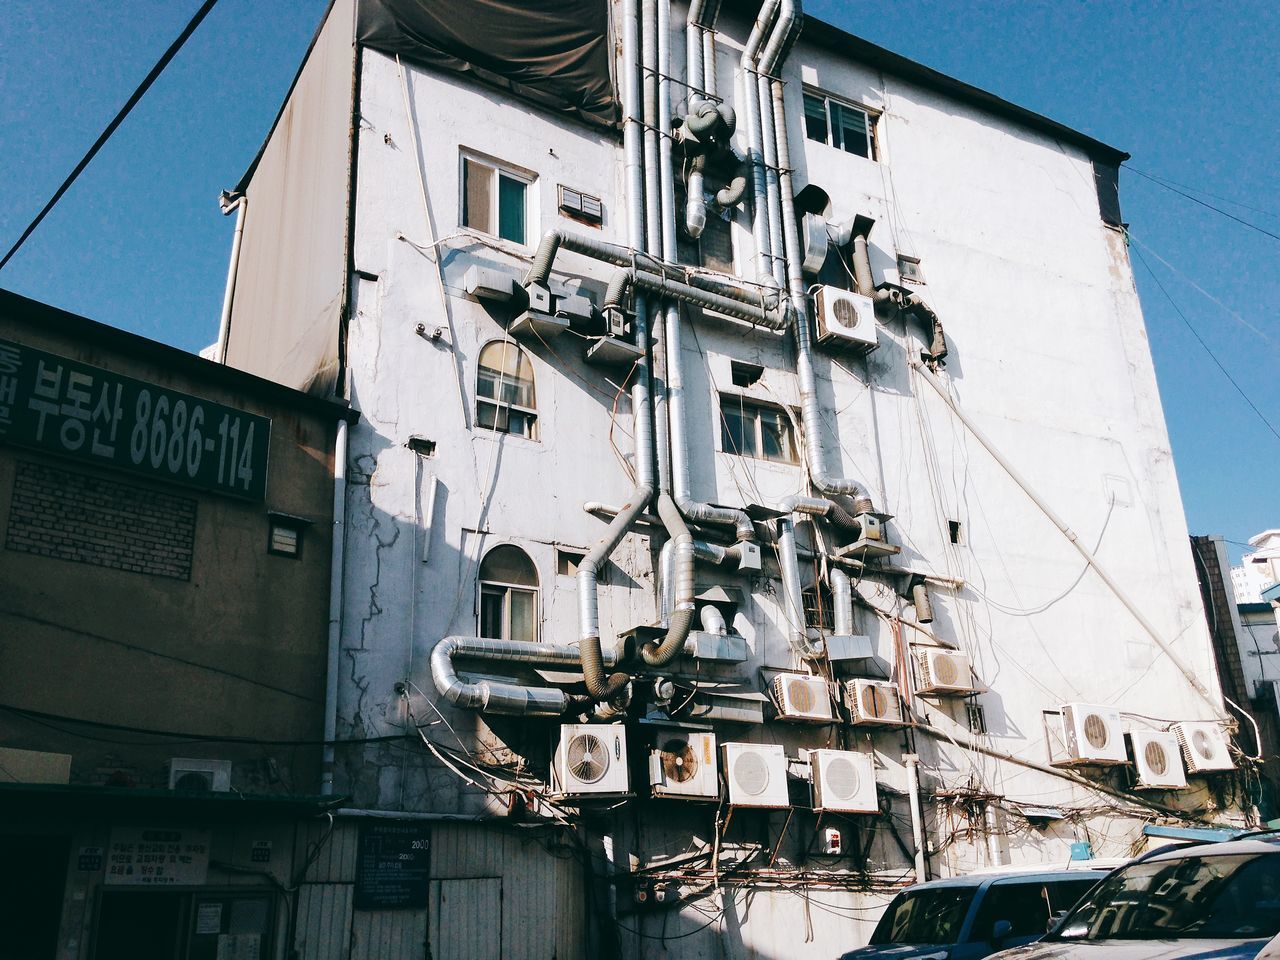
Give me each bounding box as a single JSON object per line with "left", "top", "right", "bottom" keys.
{"left": 215, "top": 195, "right": 247, "bottom": 364}
{"left": 904, "top": 753, "right": 929, "bottom": 881}
{"left": 778, "top": 514, "right": 821, "bottom": 660}
{"left": 757, "top": 70, "right": 786, "bottom": 287}
{"left": 740, "top": 0, "right": 781, "bottom": 284}
{"left": 830, "top": 567, "right": 853, "bottom": 636}
{"left": 321, "top": 417, "right": 348, "bottom": 795}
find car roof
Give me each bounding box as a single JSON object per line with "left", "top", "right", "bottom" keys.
{"left": 1143, "top": 837, "right": 1280, "bottom": 862}
{"left": 898, "top": 868, "right": 1109, "bottom": 891}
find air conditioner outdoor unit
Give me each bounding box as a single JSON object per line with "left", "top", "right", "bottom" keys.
{"left": 168, "top": 758, "right": 232, "bottom": 793}
{"left": 809, "top": 749, "right": 879, "bottom": 814}
{"left": 1060, "top": 703, "right": 1128, "bottom": 765}
{"left": 814, "top": 287, "right": 878, "bottom": 353}
{"left": 916, "top": 649, "right": 974, "bottom": 696}
{"left": 721, "top": 742, "right": 790, "bottom": 808}
{"left": 772, "top": 674, "right": 835, "bottom": 723}
{"left": 552, "top": 724, "right": 630, "bottom": 797}
{"left": 649, "top": 731, "right": 719, "bottom": 801}
{"left": 1127, "top": 731, "right": 1187, "bottom": 790}
{"left": 1174, "top": 721, "right": 1235, "bottom": 773}
{"left": 845, "top": 679, "right": 905, "bottom": 726}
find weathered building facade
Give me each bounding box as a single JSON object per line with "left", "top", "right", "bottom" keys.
{"left": 0, "top": 291, "right": 355, "bottom": 960}
{"left": 218, "top": 0, "right": 1249, "bottom": 956}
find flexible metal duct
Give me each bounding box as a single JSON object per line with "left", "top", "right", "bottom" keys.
{"left": 431, "top": 637, "right": 603, "bottom": 716}
{"left": 830, "top": 567, "right": 854, "bottom": 635}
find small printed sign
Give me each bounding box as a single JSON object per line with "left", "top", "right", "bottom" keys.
{"left": 77, "top": 846, "right": 104, "bottom": 872}
{"left": 105, "top": 827, "right": 210, "bottom": 886}
{"left": 250, "top": 840, "right": 272, "bottom": 864}
{"left": 353, "top": 823, "right": 430, "bottom": 910}
{"left": 0, "top": 337, "right": 271, "bottom": 501}
{"left": 196, "top": 902, "right": 224, "bottom": 935}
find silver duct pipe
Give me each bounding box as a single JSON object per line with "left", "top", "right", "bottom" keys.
{"left": 700, "top": 604, "right": 728, "bottom": 635}
{"left": 686, "top": 0, "right": 707, "bottom": 113}
{"left": 431, "top": 637, "right": 607, "bottom": 716}
{"left": 770, "top": 75, "right": 868, "bottom": 500}
{"left": 830, "top": 567, "right": 853, "bottom": 635}
{"left": 526, "top": 229, "right": 780, "bottom": 313}
{"left": 603, "top": 268, "right": 786, "bottom": 328}
{"left": 642, "top": 0, "right": 662, "bottom": 258}
{"left": 778, "top": 511, "right": 823, "bottom": 661}
{"left": 740, "top": 0, "right": 781, "bottom": 284}
{"left": 851, "top": 233, "right": 875, "bottom": 298}
{"left": 756, "top": 70, "right": 786, "bottom": 287}
{"left": 640, "top": 494, "right": 696, "bottom": 666}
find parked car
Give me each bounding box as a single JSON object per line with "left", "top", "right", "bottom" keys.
{"left": 992, "top": 835, "right": 1280, "bottom": 960}
{"left": 838, "top": 866, "right": 1108, "bottom": 960}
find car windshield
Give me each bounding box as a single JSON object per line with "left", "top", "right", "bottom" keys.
{"left": 870, "top": 887, "right": 977, "bottom": 945}
{"left": 1054, "top": 852, "right": 1280, "bottom": 941}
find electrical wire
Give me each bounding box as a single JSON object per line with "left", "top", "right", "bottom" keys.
{"left": 0, "top": 0, "right": 223, "bottom": 272}
{"left": 1125, "top": 166, "right": 1280, "bottom": 242}
{"left": 1132, "top": 244, "right": 1280, "bottom": 443}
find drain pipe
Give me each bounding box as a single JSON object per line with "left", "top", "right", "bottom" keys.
{"left": 214, "top": 192, "right": 247, "bottom": 365}
{"left": 740, "top": 0, "right": 781, "bottom": 284}
{"left": 321, "top": 417, "right": 348, "bottom": 796}
{"left": 904, "top": 753, "right": 929, "bottom": 882}
{"left": 432, "top": 637, "right": 602, "bottom": 716}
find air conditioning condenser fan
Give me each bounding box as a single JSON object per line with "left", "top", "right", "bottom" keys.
{"left": 553, "top": 724, "right": 630, "bottom": 797}
{"left": 650, "top": 731, "right": 719, "bottom": 800}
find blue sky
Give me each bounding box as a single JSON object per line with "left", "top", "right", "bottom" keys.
{"left": 1, "top": 1, "right": 1276, "bottom": 559}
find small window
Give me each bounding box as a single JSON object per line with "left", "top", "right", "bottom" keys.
{"left": 803, "top": 584, "right": 834, "bottom": 633}
{"left": 730, "top": 361, "right": 764, "bottom": 388}
{"left": 479, "top": 544, "right": 540, "bottom": 642}
{"left": 966, "top": 699, "right": 987, "bottom": 735}
{"left": 720, "top": 395, "right": 798, "bottom": 464}
{"left": 476, "top": 340, "right": 538, "bottom": 440}
{"left": 675, "top": 179, "right": 735, "bottom": 272}
{"left": 267, "top": 514, "right": 310, "bottom": 559}
{"left": 898, "top": 255, "right": 925, "bottom": 285}
{"left": 948, "top": 520, "right": 962, "bottom": 545}
{"left": 968, "top": 882, "right": 1053, "bottom": 941}
{"left": 556, "top": 549, "right": 586, "bottom": 576}
{"left": 803, "top": 91, "right": 877, "bottom": 160}
{"left": 462, "top": 155, "right": 531, "bottom": 244}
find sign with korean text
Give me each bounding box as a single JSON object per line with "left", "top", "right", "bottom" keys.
{"left": 0, "top": 337, "right": 270, "bottom": 501}
{"left": 106, "top": 827, "right": 211, "bottom": 885}
{"left": 353, "top": 822, "right": 430, "bottom": 910}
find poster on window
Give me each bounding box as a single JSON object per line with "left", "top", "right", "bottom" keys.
{"left": 105, "top": 827, "right": 210, "bottom": 885}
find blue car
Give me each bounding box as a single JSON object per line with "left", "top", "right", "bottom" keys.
{"left": 838, "top": 867, "right": 1108, "bottom": 960}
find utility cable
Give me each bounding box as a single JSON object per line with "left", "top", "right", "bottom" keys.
{"left": 1125, "top": 164, "right": 1280, "bottom": 225}
{"left": 1131, "top": 245, "right": 1280, "bottom": 443}
{"left": 1125, "top": 166, "right": 1280, "bottom": 243}
{"left": 0, "top": 0, "right": 222, "bottom": 272}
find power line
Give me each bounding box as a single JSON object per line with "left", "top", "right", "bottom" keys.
{"left": 1125, "top": 166, "right": 1280, "bottom": 243}
{"left": 1125, "top": 165, "right": 1280, "bottom": 222}
{"left": 0, "top": 0, "right": 221, "bottom": 272}
{"left": 1132, "top": 245, "right": 1280, "bottom": 444}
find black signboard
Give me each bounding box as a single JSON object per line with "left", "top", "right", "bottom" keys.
{"left": 353, "top": 822, "right": 430, "bottom": 910}
{"left": 0, "top": 337, "right": 270, "bottom": 501}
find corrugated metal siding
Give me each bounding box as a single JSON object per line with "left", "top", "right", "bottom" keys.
{"left": 298, "top": 819, "right": 360, "bottom": 883}
{"left": 294, "top": 883, "right": 354, "bottom": 960}
{"left": 429, "top": 878, "right": 502, "bottom": 960}
{"left": 350, "top": 908, "right": 428, "bottom": 958}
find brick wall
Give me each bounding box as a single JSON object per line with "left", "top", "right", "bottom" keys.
{"left": 5, "top": 460, "right": 196, "bottom": 580}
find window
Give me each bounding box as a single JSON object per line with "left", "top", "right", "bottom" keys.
{"left": 966, "top": 699, "right": 987, "bottom": 735}
{"left": 870, "top": 887, "right": 978, "bottom": 945}
{"left": 720, "top": 395, "right": 798, "bottom": 464}
{"left": 948, "top": 520, "right": 963, "bottom": 545}
{"left": 968, "top": 879, "right": 1097, "bottom": 941}
{"left": 898, "top": 255, "right": 925, "bottom": 284}
{"left": 803, "top": 584, "right": 834, "bottom": 633}
{"left": 479, "top": 544, "right": 539, "bottom": 642}
{"left": 675, "top": 178, "right": 735, "bottom": 272}
{"left": 462, "top": 155, "right": 531, "bottom": 244}
{"left": 267, "top": 513, "right": 310, "bottom": 559}
{"left": 803, "top": 91, "right": 876, "bottom": 160}
{"left": 476, "top": 340, "right": 538, "bottom": 439}
{"left": 556, "top": 549, "right": 586, "bottom": 576}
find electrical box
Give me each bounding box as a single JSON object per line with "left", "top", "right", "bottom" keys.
{"left": 463, "top": 264, "right": 519, "bottom": 302}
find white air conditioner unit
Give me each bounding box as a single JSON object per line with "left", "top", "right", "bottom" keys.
{"left": 649, "top": 731, "right": 719, "bottom": 801}
{"left": 814, "top": 287, "right": 878, "bottom": 353}
{"left": 916, "top": 649, "right": 974, "bottom": 696}
{"left": 1060, "top": 703, "right": 1128, "bottom": 765}
{"left": 845, "top": 679, "right": 905, "bottom": 726}
{"left": 772, "top": 674, "right": 834, "bottom": 723}
{"left": 721, "top": 742, "right": 790, "bottom": 808}
{"left": 552, "top": 724, "right": 630, "bottom": 797}
{"left": 809, "top": 749, "right": 879, "bottom": 814}
{"left": 168, "top": 758, "right": 232, "bottom": 793}
{"left": 1175, "top": 721, "right": 1235, "bottom": 773}
{"left": 1128, "top": 731, "right": 1187, "bottom": 790}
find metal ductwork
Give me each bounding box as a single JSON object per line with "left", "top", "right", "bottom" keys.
{"left": 830, "top": 567, "right": 854, "bottom": 635}
{"left": 431, "top": 637, "right": 602, "bottom": 716}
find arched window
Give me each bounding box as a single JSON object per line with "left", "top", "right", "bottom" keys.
{"left": 476, "top": 340, "right": 538, "bottom": 439}
{"left": 478, "top": 544, "right": 539, "bottom": 642}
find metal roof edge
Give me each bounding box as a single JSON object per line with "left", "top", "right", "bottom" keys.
{"left": 0, "top": 289, "right": 360, "bottom": 425}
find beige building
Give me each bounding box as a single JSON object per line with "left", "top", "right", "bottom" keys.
{"left": 0, "top": 289, "right": 356, "bottom": 960}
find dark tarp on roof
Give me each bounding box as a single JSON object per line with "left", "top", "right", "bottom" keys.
{"left": 1093, "top": 160, "right": 1124, "bottom": 227}
{"left": 357, "top": 0, "right": 618, "bottom": 129}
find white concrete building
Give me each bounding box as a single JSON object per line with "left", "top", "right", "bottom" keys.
{"left": 218, "top": 1, "right": 1245, "bottom": 956}
{"left": 1232, "top": 529, "right": 1280, "bottom": 604}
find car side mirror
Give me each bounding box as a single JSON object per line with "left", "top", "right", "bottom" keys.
{"left": 991, "top": 919, "right": 1013, "bottom": 947}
